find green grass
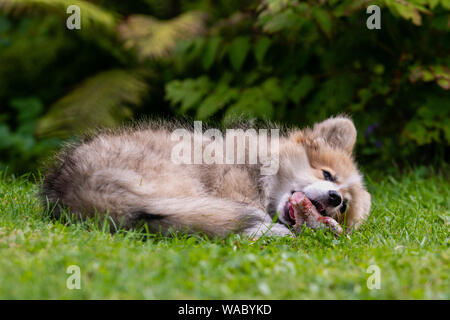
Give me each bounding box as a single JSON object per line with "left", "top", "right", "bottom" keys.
{"left": 0, "top": 167, "right": 448, "bottom": 299}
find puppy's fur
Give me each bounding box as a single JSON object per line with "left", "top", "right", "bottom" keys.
{"left": 41, "top": 116, "right": 371, "bottom": 237}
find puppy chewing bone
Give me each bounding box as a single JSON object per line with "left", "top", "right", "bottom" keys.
{"left": 289, "top": 191, "right": 343, "bottom": 236}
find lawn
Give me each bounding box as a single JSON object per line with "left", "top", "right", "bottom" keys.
{"left": 0, "top": 167, "right": 448, "bottom": 299}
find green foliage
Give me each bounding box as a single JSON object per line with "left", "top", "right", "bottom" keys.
{"left": 166, "top": 76, "right": 212, "bottom": 113}
{"left": 37, "top": 70, "right": 149, "bottom": 139}
{"left": 0, "top": 0, "right": 117, "bottom": 30}
{"left": 0, "top": 98, "right": 58, "bottom": 173}
{"left": 117, "top": 11, "right": 207, "bottom": 60}
{"left": 228, "top": 36, "right": 251, "bottom": 71}
{"left": 164, "top": 0, "right": 450, "bottom": 165}
{"left": 0, "top": 0, "right": 449, "bottom": 173}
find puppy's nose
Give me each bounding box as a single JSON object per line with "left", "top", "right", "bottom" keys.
{"left": 328, "top": 190, "right": 342, "bottom": 207}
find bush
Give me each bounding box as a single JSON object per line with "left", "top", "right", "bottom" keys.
{"left": 164, "top": 0, "right": 450, "bottom": 165}
{"left": 0, "top": 0, "right": 448, "bottom": 173}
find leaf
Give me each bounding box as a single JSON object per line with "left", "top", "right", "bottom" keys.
{"left": 436, "top": 78, "right": 450, "bottom": 90}
{"left": 253, "top": 37, "right": 271, "bottom": 64}
{"left": 409, "top": 65, "right": 450, "bottom": 90}
{"left": 430, "top": 12, "right": 449, "bottom": 31}
{"left": 312, "top": 7, "right": 332, "bottom": 37}
{"left": 402, "top": 95, "right": 450, "bottom": 145}
{"left": 118, "top": 11, "right": 208, "bottom": 60}
{"left": 441, "top": 0, "right": 450, "bottom": 10}
{"left": 180, "top": 37, "right": 206, "bottom": 62}
{"left": 428, "top": 0, "right": 440, "bottom": 9}
{"left": 225, "top": 87, "right": 274, "bottom": 120}
{"left": 258, "top": 7, "right": 301, "bottom": 34}
{"left": 0, "top": 0, "right": 117, "bottom": 31}
{"left": 10, "top": 97, "right": 42, "bottom": 123}
{"left": 261, "top": 78, "right": 284, "bottom": 102}
{"left": 37, "top": 70, "right": 149, "bottom": 138}
{"left": 228, "top": 36, "right": 250, "bottom": 71}
{"left": 333, "top": 0, "right": 369, "bottom": 17}
{"left": 10, "top": 97, "right": 43, "bottom": 135}
{"left": 165, "top": 76, "right": 212, "bottom": 113}
{"left": 306, "top": 75, "right": 356, "bottom": 117}
{"left": 202, "top": 36, "right": 222, "bottom": 70}
{"left": 196, "top": 84, "right": 238, "bottom": 120}
{"left": 290, "top": 75, "right": 315, "bottom": 103}
{"left": 386, "top": 0, "right": 430, "bottom": 26}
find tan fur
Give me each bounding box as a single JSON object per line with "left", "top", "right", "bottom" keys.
{"left": 42, "top": 116, "right": 371, "bottom": 238}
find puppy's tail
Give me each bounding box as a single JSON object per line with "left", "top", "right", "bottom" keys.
{"left": 42, "top": 168, "right": 264, "bottom": 237}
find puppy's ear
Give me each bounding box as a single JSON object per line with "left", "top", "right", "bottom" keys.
{"left": 312, "top": 116, "right": 357, "bottom": 154}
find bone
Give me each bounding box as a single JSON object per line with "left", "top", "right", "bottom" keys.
{"left": 289, "top": 191, "right": 343, "bottom": 236}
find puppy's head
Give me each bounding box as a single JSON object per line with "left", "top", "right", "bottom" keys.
{"left": 266, "top": 116, "right": 371, "bottom": 231}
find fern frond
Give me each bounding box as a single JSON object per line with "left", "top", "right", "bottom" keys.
{"left": 118, "top": 11, "right": 208, "bottom": 60}
{"left": 0, "top": 0, "right": 117, "bottom": 31}
{"left": 37, "top": 69, "right": 149, "bottom": 138}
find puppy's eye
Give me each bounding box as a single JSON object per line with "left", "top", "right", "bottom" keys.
{"left": 340, "top": 200, "right": 348, "bottom": 213}
{"left": 323, "top": 170, "right": 333, "bottom": 181}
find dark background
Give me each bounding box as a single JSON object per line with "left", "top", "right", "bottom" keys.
{"left": 0, "top": 0, "right": 448, "bottom": 174}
